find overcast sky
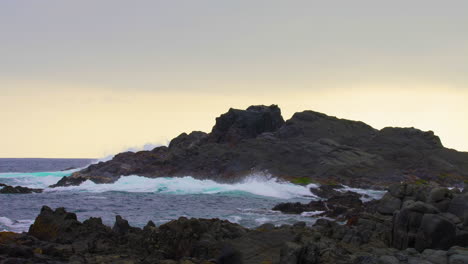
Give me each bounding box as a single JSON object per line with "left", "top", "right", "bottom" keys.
{"left": 1, "top": 0, "right": 467, "bottom": 158}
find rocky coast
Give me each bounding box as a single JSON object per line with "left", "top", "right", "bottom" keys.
{"left": 2, "top": 105, "right": 468, "bottom": 263}
{"left": 53, "top": 105, "right": 468, "bottom": 189}
{"left": 1, "top": 183, "right": 467, "bottom": 264}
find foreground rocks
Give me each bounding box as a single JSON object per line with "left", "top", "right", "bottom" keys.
{"left": 53, "top": 105, "right": 468, "bottom": 189}
{"left": 273, "top": 186, "right": 367, "bottom": 221}
{"left": 1, "top": 183, "right": 467, "bottom": 263}
{"left": 0, "top": 183, "right": 42, "bottom": 194}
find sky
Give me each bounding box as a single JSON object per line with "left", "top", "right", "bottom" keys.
{"left": 1, "top": 0, "right": 467, "bottom": 158}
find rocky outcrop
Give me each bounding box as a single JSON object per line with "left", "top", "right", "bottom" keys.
{"left": 207, "top": 105, "right": 284, "bottom": 144}
{"left": 0, "top": 183, "right": 42, "bottom": 194}
{"left": 53, "top": 105, "right": 468, "bottom": 189}
{"left": 381, "top": 184, "right": 468, "bottom": 252}
{"left": 272, "top": 189, "right": 366, "bottom": 221}
{"left": 3, "top": 196, "right": 467, "bottom": 264}
{"left": 273, "top": 183, "right": 468, "bottom": 255}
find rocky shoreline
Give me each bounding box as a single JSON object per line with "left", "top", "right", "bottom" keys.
{"left": 52, "top": 105, "right": 468, "bottom": 189}
{"left": 1, "top": 183, "right": 467, "bottom": 264}
{"left": 0, "top": 183, "right": 42, "bottom": 194}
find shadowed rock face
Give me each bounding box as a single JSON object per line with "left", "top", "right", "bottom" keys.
{"left": 3, "top": 185, "right": 467, "bottom": 264}
{"left": 52, "top": 104, "right": 468, "bottom": 188}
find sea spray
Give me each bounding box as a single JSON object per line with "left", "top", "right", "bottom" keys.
{"left": 47, "top": 174, "right": 319, "bottom": 199}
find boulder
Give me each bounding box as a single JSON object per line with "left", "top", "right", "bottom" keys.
{"left": 392, "top": 202, "right": 439, "bottom": 250}
{"left": 447, "top": 194, "right": 468, "bottom": 220}
{"left": 415, "top": 214, "right": 457, "bottom": 251}
{"left": 378, "top": 193, "right": 402, "bottom": 215}
{"left": 28, "top": 206, "right": 81, "bottom": 243}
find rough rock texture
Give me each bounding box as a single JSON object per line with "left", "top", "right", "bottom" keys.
{"left": 377, "top": 184, "right": 468, "bottom": 252}
{"left": 0, "top": 183, "right": 42, "bottom": 194}
{"left": 272, "top": 189, "right": 366, "bottom": 221}
{"left": 2, "top": 185, "right": 468, "bottom": 263}
{"left": 52, "top": 105, "right": 468, "bottom": 189}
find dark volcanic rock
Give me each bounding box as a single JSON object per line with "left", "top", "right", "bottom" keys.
{"left": 0, "top": 183, "right": 42, "bottom": 194}
{"left": 53, "top": 105, "right": 468, "bottom": 188}
{"left": 208, "top": 104, "right": 284, "bottom": 144}
{"left": 309, "top": 184, "right": 344, "bottom": 199}
{"left": 2, "top": 195, "right": 468, "bottom": 264}
{"left": 389, "top": 184, "right": 468, "bottom": 252}
{"left": 273, "top": 191, "right": 365, "bottom": 221}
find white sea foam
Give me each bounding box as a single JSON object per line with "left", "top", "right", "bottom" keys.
{"left": 0, "top": 216, "right": 34, "bottom": 233}
{"left": 300, "top": 211, "right": 325, "bottom": 217}
{"left": 46, "top": 174, "right": 317, "bottom": 199}
{"left": 339, "top": 186, "right": 385, "bottom": 201}
{"left": 0, "top": 171, "right": 77, "bottom": 189}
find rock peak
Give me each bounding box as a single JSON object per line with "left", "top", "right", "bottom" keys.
{"left": 208, "top": 104, "right": 284, "bottom": 143}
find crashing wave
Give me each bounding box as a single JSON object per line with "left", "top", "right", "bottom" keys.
{"left": 46, "top": 175, "right": 318, "bottom": 199}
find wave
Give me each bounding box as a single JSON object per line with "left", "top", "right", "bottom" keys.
{"left": 339, "top": 186, "right": 385, "bottom": 201}
{"left": 0, "top": 170, "right": 77, "bottom": 189}
{"left": 47, "top": 175, "right": 318, "bottom": 199}
{"left": 0, "top": 169, "right": 384, "bottom": 200}
{"left": 0, "top": 216, "right": 34, "bottom": 233}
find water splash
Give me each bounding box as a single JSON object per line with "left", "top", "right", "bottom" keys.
{"left": 47, "top": 175, "right": 318, "bottom": 199}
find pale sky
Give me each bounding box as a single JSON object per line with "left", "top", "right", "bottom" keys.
{"left": 1, "top": 0, "right": 467, "bottom": 158}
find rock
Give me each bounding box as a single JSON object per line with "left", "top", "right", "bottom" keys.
{"left": 392, "top": 202, "right": 440, "bottom": 250}
{"left": 0, "top": 184, "right": 42, "bottom": 194}
{"left": 156, "top": 217, "right": 247, "bottom": 260}
{"left": 440, "top": 213, "right": 462, "bottom": 225}
{"left": 279, "top": 242, "right": 302, "bottom": 264}
{"left": 273, "top": 191, "right": 365, "bottom": 221}
{"left": 378, "top": 255, "right": 400, "bottom": 264}
{"left": 208, "top": 104, "right": 285, "bottom": 144}
{"left": 28, "top": 206, "right": 80, "bottom": 242}
{"left": 421, "top": 249, "right": 448, "bottom": 264}
{"left": 216, "top": 246, "right": 243, "bottom": 264}
{"left": 52, "top": 105, "right": 468, "bottom": 189}
{"left": 309, "top": 184, "right": 344, "bottom": 199}
{"left": 169, "top": 131, "right": 208, "bottom": 150}
{"left": 408, "top": 257, "right": 433, "bottom": 264}
{"left": 256, "top": 223, "right": 275, "bottom": 231}
{"left": 378, "top": 193, "right": 402, "bottom": 215}
{"left": 415, "top": 214, "right": 457, "bottom": 251}
{"left": 112, "top": 215, "right": 130, "bottom": 234}
{"left": 448, "top": 246, "right": 468, "bottom": 264}
{"left": 448, "top": 194, "right": 468, "bottom": 220}
{"left": 272, "top": 201, "right": 326, "bottom": 214}
{"left": 428, "top": 188, "right": 452, "bottom": 203}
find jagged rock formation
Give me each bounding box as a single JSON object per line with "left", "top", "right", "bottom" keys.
{"left": 53, "top": 105, "right": 468, "bottom": 188}
{"left": 2, "top": 184, "right": 468, "bottom": 264}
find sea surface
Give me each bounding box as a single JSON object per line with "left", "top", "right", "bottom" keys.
{"left": 0, "top": 158, "right": 384, "bottom": 233}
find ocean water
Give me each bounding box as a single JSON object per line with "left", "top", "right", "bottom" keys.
{"left": 0, "top": 158, "right": 96, "bottom": 173}
{"left": 0, "top": 159, "right": 384, "bottom": 233}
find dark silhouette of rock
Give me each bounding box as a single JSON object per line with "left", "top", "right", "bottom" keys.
{"left": 208, "top": 105, "right": 284, "bottom": 144}
{"left": 273, "top": 191, "right": 365, "bottom": 221}
{"left": 415, "top": 214, "right": 457, "bottom": 251}
{"left": 0, "top": 183, "right": 42, "bottom": 194}
{"left": 52, "top": 105, "right": 468, "bottom": 189}
{"left": 112, "top": 215, "right": 130, "bottom": 234}
{"left": 2, "top": 189, "right": 468, "bottom": 264}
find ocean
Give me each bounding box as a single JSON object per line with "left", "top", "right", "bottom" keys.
{"left": 0, "top": 158, "right": 384, "bottom": 233}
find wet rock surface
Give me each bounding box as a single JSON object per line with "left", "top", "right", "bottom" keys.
{"left": 53, "top": 105, "right": 468, "bottom": 189}
{"left": 0, "top": 183, "right": 42, "bottom": 194}
{"left": 2, "top": 184, "right": 467, "bottom": 263}
{"left": 273, "top": 185, "right": 367, "bottom": 221}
